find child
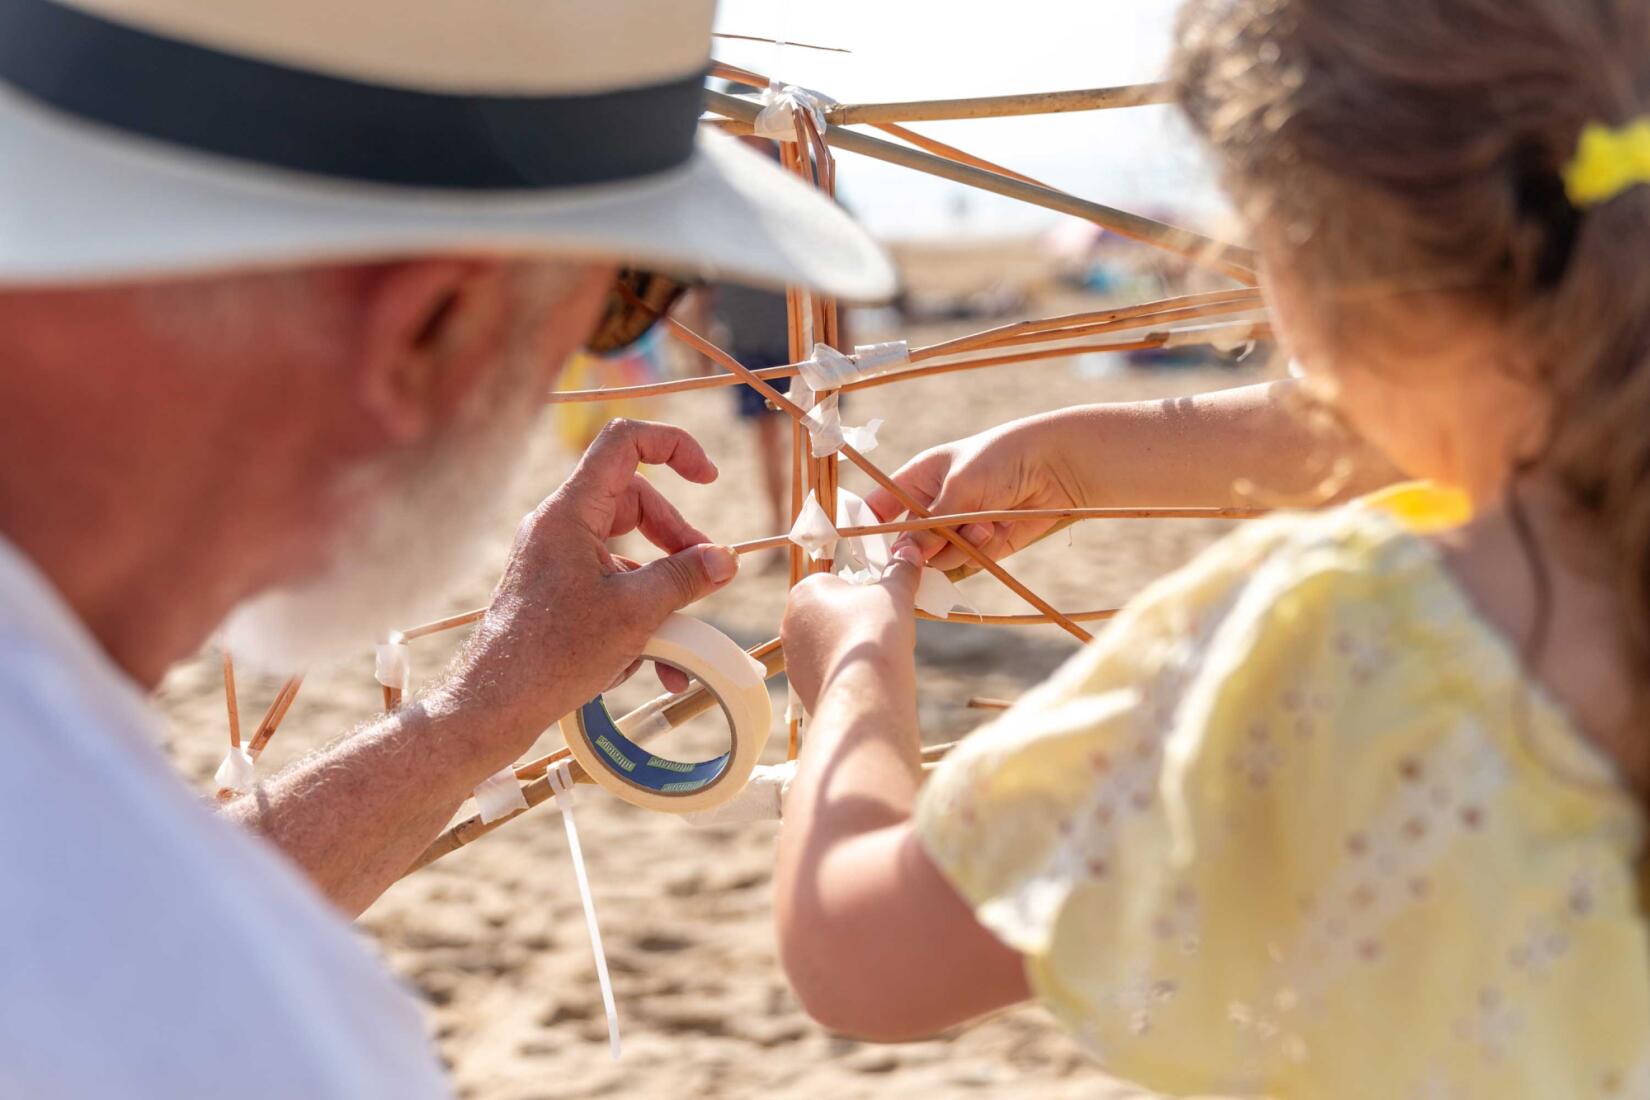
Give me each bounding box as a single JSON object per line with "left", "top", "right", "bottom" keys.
{"left": 773, "top": 1, "right": 1650, "bottom": 1096}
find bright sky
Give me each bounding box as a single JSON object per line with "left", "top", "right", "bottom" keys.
{"left": 710, "top": 0, "right": 1229, "bottom": 241}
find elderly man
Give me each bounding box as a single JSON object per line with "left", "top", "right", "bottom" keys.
{"left": 0, "top": 0, "right": 891, "bottom": 1095}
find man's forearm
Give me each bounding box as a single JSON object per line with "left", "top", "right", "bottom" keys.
{"left": 224, "top": 691, "right": 537, "bottom": 917}
{"left": 1049, "top": 379, "right": 1404, "bottom": 509}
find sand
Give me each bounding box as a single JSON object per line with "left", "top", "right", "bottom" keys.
{"left": 154, "top": 286, "right": 1271, "bottom": 1100}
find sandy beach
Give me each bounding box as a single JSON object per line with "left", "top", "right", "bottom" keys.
{"left": 155, "top": 267, "right": 1272, "bottom": 1099}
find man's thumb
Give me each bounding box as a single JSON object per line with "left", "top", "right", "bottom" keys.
{"left": 621, "top": 544, "right": 740, "bottom": 613}
{"left": 880, "top": 545, "right": 925, "bottom": 601}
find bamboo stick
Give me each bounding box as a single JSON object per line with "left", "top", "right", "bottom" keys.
{"left": 660, "top": 315, "right": 1094, "bottom": 644}
{"left": 703, "top": 90, "right": 1257, "bottom": 284}
{"left": 826, "top": 83, "right": 1173, "bottom": 125}
{"left": 222, "top": 651, "right": 241, "bottom": 749}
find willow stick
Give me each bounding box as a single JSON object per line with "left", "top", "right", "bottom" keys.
{"left": 913, "top": 292, "right": 1263, "bottom": 360}
{"left": 400, "top": 607, "right": 486, "bottom": 641}
{"left": 711, "top": 32, "right": 850, "bottom": 54}
{"left": 826, "top": 83, "right": 1173, "bottom": 125}
{"left": 222, "top": 651, "right": 241, "bottom": 749}
{"left": 781, "top": 131, "right": 812, "bottom": 753}
{"left": 842, "top": 328, "right": 1272, "bottom": 393}
{"left": 708, "top": 61, "right": 770, "bottom": 88}
{"left": 967, "top": 698, "right": 1016, "bottom": 711}
{"left": 541, "top": 298, "right": 1263, "bottom": 405}
{"left": 871, "top": 121, "right": 1051, "bottom": 189}
{"left": 919, "top": 606, "right": 1119, "bottom": 626}
{"left": 730, "top": 505, "right": 1263, "bottom": 555}
{"left": 247, "top": 675, "right": 303, "bottom": 759}
{"left": 660, "top": 315, "right": 1093, "bottom": 644}
{"left": 704, "top": 90, "right": 1257, "bottom": 285}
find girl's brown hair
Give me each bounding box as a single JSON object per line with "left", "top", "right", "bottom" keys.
{"left": 1171, "top": 0, "right": 1650, "bottom": 679}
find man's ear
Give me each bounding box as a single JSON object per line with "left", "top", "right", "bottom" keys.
{"left": 355, "top": 259, "right": 514, "bottom": 443}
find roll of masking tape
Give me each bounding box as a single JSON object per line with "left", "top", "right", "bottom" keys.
{"left": 560, "top": 615, "right": 773, "bottom": 814}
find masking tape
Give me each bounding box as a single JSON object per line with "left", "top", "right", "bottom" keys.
{"left": 560, "top": 615, "right": 773, "bottom": 814}
{"left": 214, "top": 746, "right": 256, "bottom": 794}
{"left": 473, "top": 765, "right": 529, "bottom": 824}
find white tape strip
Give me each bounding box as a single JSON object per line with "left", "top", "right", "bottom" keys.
{"left": 213, "top": 746, "right": 256, "bottom": 794}
{"left": 841, "top": 418, "right": 884, "bottom": 454}
{"left": 802, "top": 394, "right": 845, "bottom": 457}
{"left": 374, "top": 636, "right": 410, "bottom": 694}
{"left": 560, "top": 616, "right": 773, "bottom": 814}
{"left": 853, "top": 341, "right": 910, "bottom": 373}
{"left": 796, "top": 343, "right": 858, "bottom": 391}
{"left": 797, "top": 341, "right": 911, "bottom": 394}
{"left": 473, "top": 766, "right": 529, "bottom": 824}
{"left": 788, "top": 494, "right": 840, "bottom": 561}
{"left": 752, "top": 83, "right": 834, "bottom": 142}
{"left": 834, "top": 489, "right": 892, "bottom": 580}
{"left": 914, "top": 568, "right": 973, "bottom": 618}
{"left": 549, "top": 762, "right": 622, "bottom": 1061}
{"left": 682, "top": 761, "right": 798, "bottom": 827}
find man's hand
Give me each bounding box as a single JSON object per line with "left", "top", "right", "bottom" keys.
{"left": 864, "top": 415, "right": 1088, "bottom": 572}
{"left": 442, "top": 418, "right": 738, "bottom": 751}
{"left": 781, "top": 549, "right": 921, "bottom": 714}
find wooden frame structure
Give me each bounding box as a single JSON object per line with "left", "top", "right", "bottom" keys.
{"left": 216, "top": 66, "right": 1268, "bottom": 873}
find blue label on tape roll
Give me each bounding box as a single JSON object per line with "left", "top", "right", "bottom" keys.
{"left": 576, "top": 697, "right": 730, "bottom": 794}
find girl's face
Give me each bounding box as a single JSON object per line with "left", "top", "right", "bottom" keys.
{"left": 1261, "top": 245, "right": 1550, "bottom": 507}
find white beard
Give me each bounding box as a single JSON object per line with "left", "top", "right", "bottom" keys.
{"left": 220, "top": 370, "right": 541, "bottom": 676}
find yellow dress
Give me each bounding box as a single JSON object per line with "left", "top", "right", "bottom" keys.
{"left": 915, "top": 485, "right": 1650, "bottom": 1098}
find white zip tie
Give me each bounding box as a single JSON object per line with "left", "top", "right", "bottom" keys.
{"left": 549, "top": 762, "right": 621, "bottom": 1061}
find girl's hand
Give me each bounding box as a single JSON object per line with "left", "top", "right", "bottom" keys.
{"left": 864, "top": 414, "right": 1088, "bottom": 572}
{"left": 781, "top": 550, "right": 922, "bottom": 714}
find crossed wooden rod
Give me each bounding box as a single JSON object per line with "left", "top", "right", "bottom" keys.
{"left": 219, "top": 66, "right": 1270, "bottom": 875}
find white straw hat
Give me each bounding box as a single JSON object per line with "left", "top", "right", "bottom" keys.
{"left": 0, "top": 0, "right": 896, "bottom": 299}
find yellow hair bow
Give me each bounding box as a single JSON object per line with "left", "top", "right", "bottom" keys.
{"left": 1563, "top": 119, "right": 1650, "bottom": 207}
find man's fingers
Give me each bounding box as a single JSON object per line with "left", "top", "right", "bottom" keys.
{"left": 617, "top": 543, "right": 740, "bottom": 621}
{"left": 611, "top": 475, "right": 709, "bottom": 553}
{"left": 880, "top": 545, "right": 925, "bottom": 602}
{"left": 656, "top": 664, "right": 692, "bottom": 694}
{"left": 571, "top": 419, "right": 719, "bottom": 498}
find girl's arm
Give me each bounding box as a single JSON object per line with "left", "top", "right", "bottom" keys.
{"left": 775, "top": 556, "right": 1030, "bottom": 1041}
{"left": 868, "top": 378, "right": 1404, "bottom": 570}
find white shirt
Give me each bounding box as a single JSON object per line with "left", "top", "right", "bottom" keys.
{"left": 0, "top": 538, "right": 449, "bottom": 1098}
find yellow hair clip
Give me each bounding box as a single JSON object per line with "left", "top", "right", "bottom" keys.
{"left": 1563, "top": 118, "right": 1650, "bottom": 207}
